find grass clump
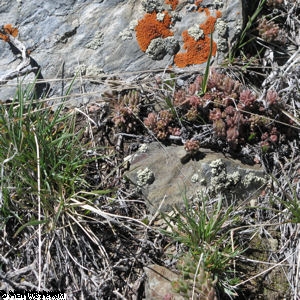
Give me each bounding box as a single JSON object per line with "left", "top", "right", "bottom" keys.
{"left": 0, "top": 81, "right": 127, "bottom": 295}
{"left": 0, "top": 81, "right": 92, "bottom": 230}
{"left": 227, "top": 0, "right": 267, "bottom": 65}
{"left": 162, "top": 195, "right": 242, "bottom": 298}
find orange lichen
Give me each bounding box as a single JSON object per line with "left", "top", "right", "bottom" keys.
{"left": 135, "top": 11, "right": 173, "bottom": 52}
{"left": 198, "top": 7, "right": 210, "bottom": 16}
{"left": 4, "top": 24, "right": 18, "bottom": 37}
{"left": 0, "top": 32, "right": 9, "bottom": 42}
{"left": 0, "top": 24, "right": 18, "bottom": 42}
{"left": 174, "top": 30, "right": 217, "bottom": 67}
{"left": 135, "top": 2, "right": 222, "bottom": 68}
{"left": 165, "top": 0, "right": 179, "bottom": 10}
{"left": 216, "top": 10, "right": 222, "bottom": 18}
{"left": 174, "top": 12, "right": 220, "bottom": 68}
{"left": 200, "top": 15, "right": 217, "bottom": 35}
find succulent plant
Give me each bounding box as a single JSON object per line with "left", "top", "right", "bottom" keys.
{"left": 266, "top": 0, "right": 283, "bottom": 7}
{"left": 257, "top": 17, "right": 278, "bottom": 42}
{"left": 111, "top": 90, "right": 144, "bottom": 134}
{"left": 111, "top": 70, "right": 297, "bottom": 155}
{"left": 144, "top": 109, "right": 176, "bottom": 141}
{"left": 238, "top": 89, "right": 258, "bottom": 111}
{"left": 184, "top": 139, "right": 201, "bottom": 154}
{"left": 207, "top": 70, "right": 241, "bottom": 98}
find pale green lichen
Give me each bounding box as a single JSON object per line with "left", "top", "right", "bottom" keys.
{"left": 146, "top": 38, "right": 167, "bottom": 60}
{"left": 146, "top": 37, "right": 179, "bottom": 60}
{"left": 86, "top": 66, "right": 104, "bottom": 77}
{"left": 170, "top": 11, "right": 181, "bottom": 23}
{"left": 210, "top": 159, "right": 224, "bottom": 174}
{"left": 234, "top": 19, "right": 243, "bottom": 36}
{"left": 137, "top": 168, "right": 155, "bottom": 186}
{"left": 208, "top": 159, "right": 265, "bottom": 195}
{"left": 187, "top": 24, "right": 204, "bottom": 41}
{"left": 142, "top": 0, "right": 163, "bottom": 13}
{"left": 217, "top": 37, "right": 228, "bottom": 52}
{"left": 228, "top": 171, "right": 241, "bottom": 185}
{"left": 210, "top": 160, "right": 230, "bottom": 193}
{"left": 74, "top": 64, "right": 87, "bottom": 76}
{"left": 165, "top": 36, "right": 180, "bottom": 54}
{"left": 119, "top": 20, "right": 138, "bottom": 41}
{"left": 216, "top": 19, "right": 228, "bottom": 37}
{"left": 242, "top": 172, "right": 266, "bottom": 188}
{"left": 119, "top": 29, "right": 132, "bottom": 40}
{"left": 86, "top": 30, "right": 104, "bottom": 50}
{"left": 156, "top": 12, "right": 166, "bottom": 22}
{"left": 129, "top": 20, "right": 139, "bottom": 31}
{"left": 74, "top": 64, "right": 103, "bottom": 77}
{"left": 191, "top": 173, "right": 199, "bottom": 183}
{"left": 138, "top": 143, "right": 148, "bottom": 153}
{"left": 216, "top": 19, "right": 228, "bottom": 52}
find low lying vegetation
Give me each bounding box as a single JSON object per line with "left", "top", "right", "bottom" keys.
{"left": 0, "top": 0, "right": 299, "bottom": 298}
{"left": 0, "top": 81, "right": 164, "bottom": 298}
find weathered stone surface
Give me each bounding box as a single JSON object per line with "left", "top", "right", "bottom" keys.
{"left": 125, "top": 142, "right": 266, "bottom": 214}
{"left": 0, "top": 0, "right": 244, "bottom": 101}
{"left": 144, "top": 264, "right": 184, "bottom": 300}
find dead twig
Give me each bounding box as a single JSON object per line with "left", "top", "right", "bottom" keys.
{"left": 0, "top": 26, "right": 50, "bottom": 98}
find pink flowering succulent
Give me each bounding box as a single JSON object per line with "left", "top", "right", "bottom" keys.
{"left": 266, "top": 89, "right": 278, "bottom": 106}
{"left": 209, "top": 108, "right": 226, "bottom": 137}
{"left": 144, "top": 110, "right": 175, "bottom": 141}
{"left": 143, "top": 112, "right": 157, "bottom": 130}
{"left": 257, "top": 17, "right": 281, "bottom": 43}
{"left": 113, "top": 105, "right": 139, "bottom": 133}
{"left": 184, "top": 139, "right": 200, "bottom": 154}
{"left": 266, "top": 0, "right": 283, "bottom": 7}
{"left": 239, "top": 89, "right": 258, "bottom": 110}
{"left": 110, "top": 69, "right": 297, "bottom": 154}
{"left": 207, "top": 70, "right": 241, "bottom": 98}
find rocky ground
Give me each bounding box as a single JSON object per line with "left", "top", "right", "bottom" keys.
{"left": 0, "top": 0, "right": 300, "bottom": 299}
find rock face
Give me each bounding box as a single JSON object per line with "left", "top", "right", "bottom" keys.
{"left": 125, "top": 142, "right": 266, "bottom": 214}
{"left": 144, "top": 265, "right": 185, "bottom": 300}
{"left": 0, "top": 0, "right": 244, "bottom": 101}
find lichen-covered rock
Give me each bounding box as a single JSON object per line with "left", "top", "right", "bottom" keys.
{"left": 126, "top": 142, "right": 266, "bottom": 214}
{"left": 188, "top": 24, "right": 205, "bottom": 41}
{"left": 146, "top": 36, "right": 180, "bottom": 60}
{"left": 0, "top": 0, "right": 244, "bottom": 101}
{"left": 204, "top": 158, "right": 266, "bottom": 196}
{"left": 136, "top": 167, "right": 155, "bottom": 186}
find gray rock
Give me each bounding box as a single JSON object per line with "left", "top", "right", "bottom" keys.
{"left": 144, "top": 264, "right": 184, "bottom": 300}
{"left": 0, "top": 0, "right": 244, "bottom": 101}
{"left": 125, "top": 142, "right": 266, "bottom": 214}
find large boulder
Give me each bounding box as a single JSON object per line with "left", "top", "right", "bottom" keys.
{"left": 0, "top": 0, "right": 244, "bottom": 101}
